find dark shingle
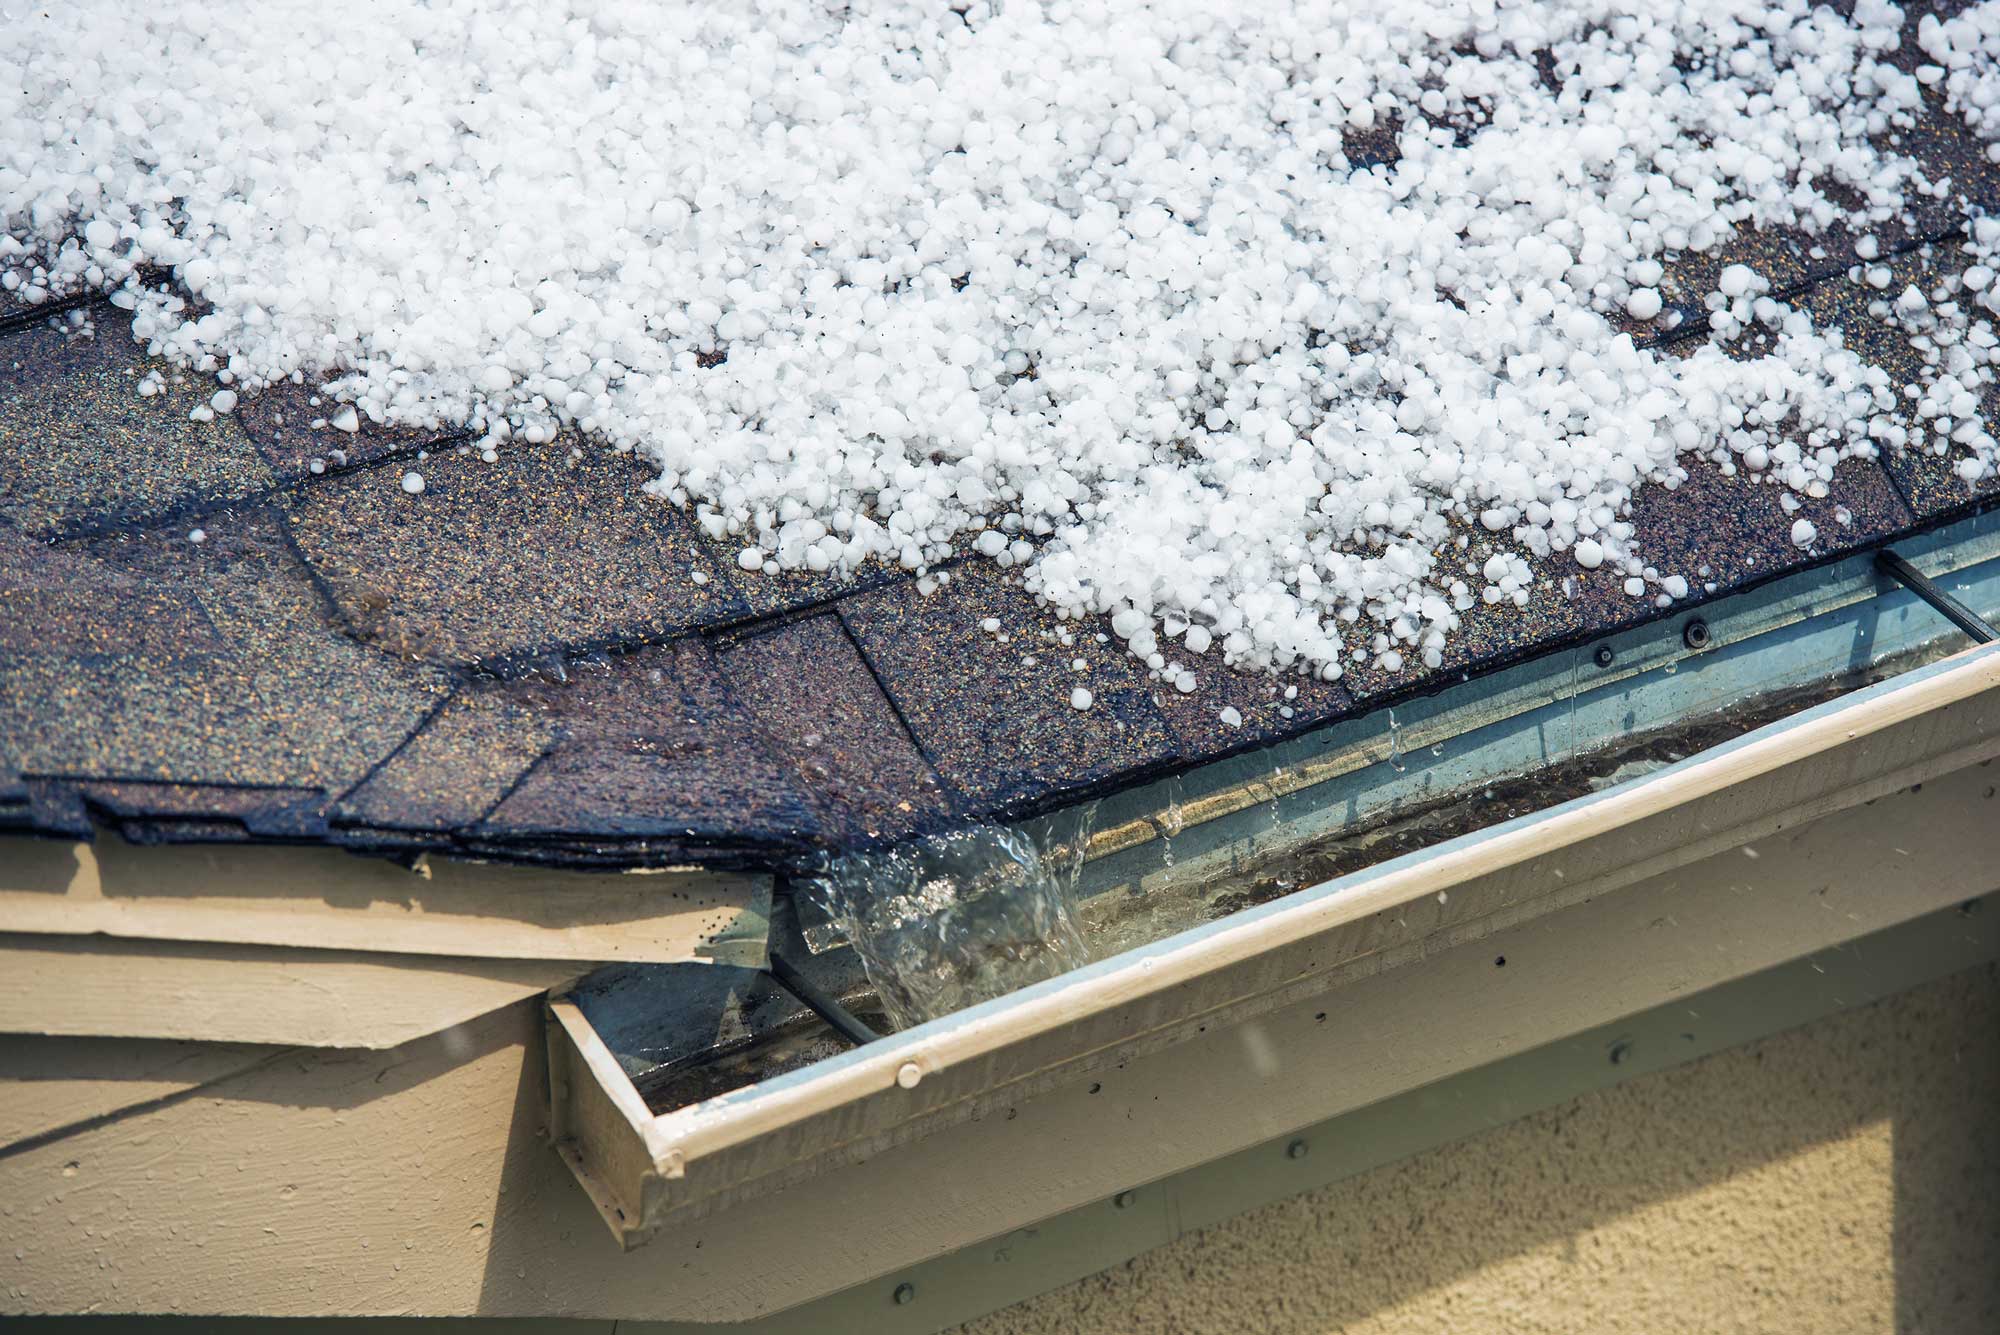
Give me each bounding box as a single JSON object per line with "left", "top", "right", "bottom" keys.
{"left": 839, "top": 560, "right": 1179, "bottom": 815}
{"left": 336, "top": 684, "right": 557, "bottom": 832}
{"left": 0, "top": 315, "right": 273, "bottom": 537}
{"left": 234, "top": 377, "right": 461, "bottom": 479}
{"left": 480, "top": 638, "right": 821, "bottom": 854}
{"left": 2, "top": 507, "right": 451, "bottom": 795}
{"left": 77, "top": 779, "right": 331, "bottom": 839}
{"left": 1571, "top": 454, "right": 1911, "bottom": 637}
{"left": 1339, "top": 537, "right": 1597, "bottom": 703}
{"left": 1793, "top": 238, "right": 2000, "bottom": 523}
{"left": 716, "top": 613, "right": 955, "bottom": 845}
{"left": 1150, "top": 656, "right": 1357, "bottom": 755}
{"left": 279, "top": 440, "right": 748, "bottom": 668}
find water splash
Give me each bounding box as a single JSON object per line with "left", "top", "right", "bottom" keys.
{"left": 805, "top": 817, "right": 1094, "bottom": 1031}
{"left": 1154, "top": 774, "right": 1186, "bottom": 873}
{"left": 1386, "top": 707, "right": 1407, "bottom": 773}
{"left": 1264, "top": 760, "right": 1287, "bottom": 833}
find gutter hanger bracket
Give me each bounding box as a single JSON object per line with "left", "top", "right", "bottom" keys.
{"left": 768, "top": 949, "right": 880, "bottom": 1047}
{"left": 1876, "top": 548, "right": 1998, "bottom": 645}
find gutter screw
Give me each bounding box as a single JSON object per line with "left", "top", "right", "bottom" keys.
{"left": 1682, "top": 618, "right": 1711, "bottom": 651}
{"left": 893, "top": 1283, "right": 916, "bottom": 1306}
{"left": 1286, "top": 1138, "right": 1310, "bottom": 1160}
{"left": 1593, "top": 644, "right": 1615, "bottom": 668}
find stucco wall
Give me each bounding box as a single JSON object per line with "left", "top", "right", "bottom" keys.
{"left": 962, "top": 961, "right": 2000, "bottom": 1335}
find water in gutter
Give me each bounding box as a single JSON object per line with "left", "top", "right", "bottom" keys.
{"left": 803, "top": 818, "right": 1097, "bottom": 1031}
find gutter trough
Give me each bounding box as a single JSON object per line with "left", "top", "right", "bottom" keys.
{"left": 546, "top": 506, "right": 2000, "bottom": 1272}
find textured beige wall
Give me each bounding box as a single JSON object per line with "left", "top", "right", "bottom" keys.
{"left": 962, "top": 962, "right": 2000, "bottom": 1335}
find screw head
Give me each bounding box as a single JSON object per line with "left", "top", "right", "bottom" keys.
{"left": 893, "top": 1282, "right": 916, "bottom": 1306}
{"left": 1682, "top": 618, "right": 1711, "bottom": 651}
{"left": 1113, "top": 1190, "right": 1137, "bottom": 1209}
{"left": 1286, "top": 1138, "right": 1310, "bottom": 1160}
{"left": 1593, "top": 644, "right": 1615, "bottom": 668}
{"left": 1608, "top": 1039, "right": 1634, "bottom": 1066}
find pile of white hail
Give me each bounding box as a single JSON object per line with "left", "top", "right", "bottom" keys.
{"left": 5, "top": 0, "right": 2000, "bottom": 691}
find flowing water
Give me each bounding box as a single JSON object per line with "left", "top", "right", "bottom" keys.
{"left": 804, "top": 815, "right": 1096, "bottom": 1032}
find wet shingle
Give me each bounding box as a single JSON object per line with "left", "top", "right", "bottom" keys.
{"left": 1149, "top": 656, "right": 1357, "bottom": 755}
{"left": 1596, "top": 319, "right": 1915, "bottom": 614}
{"left": 1882, "top": 9, "right": 2000, "bottom": 213}
{"left": 2, "top": 507, "right": 451, "bottom": 797}
{"left": 699, "top": 546, "right": 904, "bottom": 621}
{"left": 280, "top": 441, "right": 747, "bottom": 668}
{"left": 0, "top": 289, "right": 96, "bottom": 331}
{"left": 1578, "top": 453, "right": 1910, "bottom": 631}
{"left": 77, "top": 779, "right": 331, "bottom": 839}
{"left": 839, "top": 560, "right": 1179, "bottom": 815}
{"left": 1651, "top": 227, "right": 1821, "bottom": 340}
{"left": 716, "top": 613, "right": 955, "bottom": 845}
{"left": 1792, "top": 238, "right": 2000, "bottom": 523}
{"left": 0, "top": 527, "right": 223, "bottom": 660}
{"left": 0, "top": 314, "right": 273, "bottom": 536}
{"left": 480, "top": 638, "right": 821, "bottom": 854}
{"left": 336, "top": 684, "right": 556, "bottom": 832}
{"left": 1339, "top": 536, "right": 1598, "bottom": 704}
{"left": 234, "top": 377, "right": 460, "bottom": 479}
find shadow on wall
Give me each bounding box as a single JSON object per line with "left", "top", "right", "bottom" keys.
{"left": 950, "top": 962, "right": 2000, "bottom": 1335}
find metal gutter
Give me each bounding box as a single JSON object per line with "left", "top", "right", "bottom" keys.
{"left": 1063, "top": 509, "right": 2000, "bottom": 914}
{"left": 548, "top": 634, "right": 2000, "bottom": 1251}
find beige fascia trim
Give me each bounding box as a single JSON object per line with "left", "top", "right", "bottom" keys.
{"left": 0, "top": 832, "right": 771, "bottom": 967}
{"left": 0, "top": 932, "right": 592, "bottom": 1048}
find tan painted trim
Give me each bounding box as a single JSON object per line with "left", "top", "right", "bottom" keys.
{"left": 0, "top": 833, "right": 770, "bottom": 966}
{"left": 0, "top": 933, "right": 590, "bottom": 1048}
{"left": 552, "top": 643, "right": 2000, "bottom": 1244}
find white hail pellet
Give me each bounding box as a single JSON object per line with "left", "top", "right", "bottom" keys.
{"left": 401, "top": 471, "right": 425, "bottom": 495}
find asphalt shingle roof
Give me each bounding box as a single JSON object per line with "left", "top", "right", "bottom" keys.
{"left": 3, "top": 34, "right": 1996, "bottom": 871}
